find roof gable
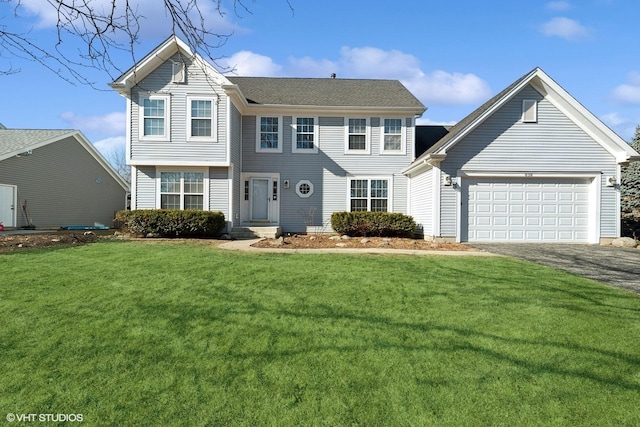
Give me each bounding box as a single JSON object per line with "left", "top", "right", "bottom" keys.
{"left": 405, "top": 67, "right": 639, "bottom": 174}
{"left": 110, "top": 36, "right": 231, "bottom": 96}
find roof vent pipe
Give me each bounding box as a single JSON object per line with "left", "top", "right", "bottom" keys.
{"left": 331, "top": 73, "right": 336, "bottom": 79}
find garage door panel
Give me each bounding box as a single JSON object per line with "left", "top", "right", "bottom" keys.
{"left": 466, "top": 177, "right": 591, "bottom": 243}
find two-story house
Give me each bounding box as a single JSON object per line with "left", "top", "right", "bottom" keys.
{"left": 111, "top": 36, "right": 638, "bottom": 243}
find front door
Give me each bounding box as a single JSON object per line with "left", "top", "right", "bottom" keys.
{"left": 251, "top": 178, "right": 270, "bottom": 221}
{"left": 0, "top": 184, "right": 16, "bottom": 227}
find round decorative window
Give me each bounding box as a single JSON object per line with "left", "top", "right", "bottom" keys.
{"left": 295, "top": 180, "right": 314, "bottom": 198}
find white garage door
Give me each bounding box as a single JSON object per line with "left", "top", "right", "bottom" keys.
{"left": 466, "top": 177, "right": 591, "bottom": 242}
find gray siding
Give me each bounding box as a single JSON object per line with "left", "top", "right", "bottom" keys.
{"left": 241, "top": 115, "right": 415, "bottom": 232}
{"left": 209, "top": 168, "right": 230, "bottom": 229}
{"left": 229, "top": 103, "right": 242, "bottom": 227}
{"left": 0, "top": 137, "right": 126, "bottom": 227}
{"left": 408, "top": 168, "right": 433, "bottom": 236}
{"left": 135, "top": 166, "right": 156, "bottom": 209}
{"left": 439, "top": 85, "right": 618, "bottom": 237}
{"left": 130, "top": 53, "right": 228, "bottom": 164}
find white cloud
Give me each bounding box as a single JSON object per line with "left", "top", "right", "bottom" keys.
{"left": 223, "top": 46, "right": 491, "bottom": 106}
{"left": 220, "top": 51, "right": 283, "bottom": 77}
{"left": 601, "top": 112, "right": 640, "bottom": 142}
{"left": 59, "top": 111, "right": 126, "bottom": 137}
{"left": 16, "top": 0, "right": 240, "bottom": 39}
{"left": 545, "top": 1, "right": 571, "bottom": 11}
{"left": 92, "top": 136, "right": 126, "bottom": 159}
{"left": 417, "top": 118, "right": 458, "bottom": 126}
{"left": 539, "top": 17, "right": 590, "bottom": 41}
{"left": 610, "top": 72, "right": 640, "bottom": 104}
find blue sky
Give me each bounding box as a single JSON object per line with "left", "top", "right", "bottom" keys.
{"left": 1, "top": 0, "right": 639, "bottom": 159}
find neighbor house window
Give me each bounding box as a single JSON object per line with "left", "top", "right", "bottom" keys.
{"left": 345, "top": 118, "right": 370, "bottom": 154}
{"left": 188, "top": 96, "right": 216, "bottom": 141}
{"left": 256, "top": 116, "right": 282, "bottom": 153}
{"left": 139, "top": 95, "right": 170, "bottom": 141}
{"left": 349, "top": 178, "right": 390, "bottom": 212}
{"left": 381, "top": 118, "right": 404, "bottom": 154}
{"left": 292, "top": 117, "right": 318, "bottom": 153}
{"left": 522, "top": 99, "right": 538, "bottom": 123}
{"left": 160, "top": 171, "right": 205, "bottom": 210}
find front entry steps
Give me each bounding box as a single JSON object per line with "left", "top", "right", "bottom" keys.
{"left": 230, "top": 226, "right": 281, "bottom": 239}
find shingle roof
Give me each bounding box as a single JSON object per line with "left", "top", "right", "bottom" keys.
{"left": 0, "top": 129, "right": 75, "bottom": 158}
{"left": 227, "top": 77, "right": 426, "bottom": 110}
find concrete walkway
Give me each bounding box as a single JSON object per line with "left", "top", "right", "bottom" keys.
{"left": 219, "top": 238, "right": 497, "bottom": 256}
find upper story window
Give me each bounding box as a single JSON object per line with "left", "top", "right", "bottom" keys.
{"left": 522, "top": 99, "right": 538, "bottom": 123}
{"left": 256, "top": 116, "right": 282, "bottom": 153}
{"left": 349, "top": 177, "right": 390, "bottom": 212}
{"left": 292, "top": 117, "right": 318, "bottom": 153}
{"left": 188, "top": 96, "right": 217, "bottom": 141}
{"left": 139, "top": 94, "right": 170, "bottom": 141}
{"left": 345, "top": 118, "right": 370, "bottom": 154}
{"left": 381, "top": 118, "right": 405, "bottom": 154}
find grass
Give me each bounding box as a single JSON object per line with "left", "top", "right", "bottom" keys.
{"left": 1, "top": 240, "right": 639, "bottom": 426}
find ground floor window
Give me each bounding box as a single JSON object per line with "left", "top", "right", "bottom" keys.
{"left": 349, "top": 178, "right": 389, "bottom": 212}
{"left": 160, "top": 171, "right": 204, "bottom": 210}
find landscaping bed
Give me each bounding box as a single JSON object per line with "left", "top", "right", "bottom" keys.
{"left": 251, "top": 233, "right": 475, "bottom": 251}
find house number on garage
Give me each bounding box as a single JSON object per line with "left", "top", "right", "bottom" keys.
{"left": 524, "top": 173, "right": 534, "bottom": 177}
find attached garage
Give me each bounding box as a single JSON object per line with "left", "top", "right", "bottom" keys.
{"left": 463, "top": 176, "right": 594, "bottom": 243}
{"left": 404, "top": 68, "right": 640, "bottom": 244}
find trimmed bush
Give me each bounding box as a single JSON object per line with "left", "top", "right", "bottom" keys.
{"left": 331, "top": 211, "right": 416, "bottom": 237}
{"left": 115, "top": 209, "right": 226, "bottom": 238}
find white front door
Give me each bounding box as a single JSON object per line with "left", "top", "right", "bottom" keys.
{"left": 251, "top": 178, "right": 270, "bottom": 221}
{"left": 0, "top": 184, "right": 17, "bottom": 227}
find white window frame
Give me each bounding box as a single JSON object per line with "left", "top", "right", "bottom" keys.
{"left": 256, "top": 116, "right": 283, "bottom": 153}
{"left": 139, "top": 94, "right": 170, "bottom": 141}
{"left": 291, "top": 117, "right": 319, "bottom": 154}
{"left": 522, "top": 99, "right": 538, "bottom": 123}
{"left": 156, "top": 168, "right": 210, "bottom": 210}
{"left": 187, "top": 95, "right": 217, "bottom": 142}
{"left": 380, "top": 118, "right": 406, "bottom": 155}
{"left": 295, "top": 180, "right": 314, "bottom": 198}
{"left": 344, "top": 117, "right": 371, "bottom": 154}
{"left": 347, "top": 176, "right": 393, "bottom": 212}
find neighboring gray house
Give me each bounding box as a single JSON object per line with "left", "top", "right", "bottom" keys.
{"left": 110, "top": 36, "right": 638, "bottom": 243}
{"left": 0, "top": 126, "right": 129, "bottom": 229}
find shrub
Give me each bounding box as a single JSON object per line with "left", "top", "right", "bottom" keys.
{"left": 330, "top": 211, "right": 416, "bottom": 237}
{"left": 115, "top": 209, "right": 226, "bottom": 238}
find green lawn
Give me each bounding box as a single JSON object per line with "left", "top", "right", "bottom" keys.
{"left": 1, "top": 240, "right": 639, "bottom": 426}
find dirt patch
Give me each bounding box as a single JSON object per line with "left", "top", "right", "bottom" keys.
{"left": 0, "top": 231, "right": 104, "bottom": 253}
{"left": 251, "top": 234, "right": 474, "bottom": 251}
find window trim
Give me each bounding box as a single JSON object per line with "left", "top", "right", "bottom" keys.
{"left": 344, "top": 117, "right": 371, "bottom": 154}
{"left": 295, "top": 180, "right": 314, "bottom": 198}
{"left": 346, "top": 176, "right": 393, "bottom": 212}
{"left": 156, "top": 168, "right": 209, "bottom": 210}
{"left": 522, "top": 99, "right": 538, "bottom": 123}
{"left": 187, "top": 95, "right": 217, "bottom": 142}
{"left": 256, "top": 116, "right": 283, "bottom": 153}
{"left": 139, "top": 94, "right": 170, "bottom": 142}
{"left": 291, "top": 116, "right": 319, "bottom": 154}
{"left": 380, "top": 117, "right": 406, "bottom": 155}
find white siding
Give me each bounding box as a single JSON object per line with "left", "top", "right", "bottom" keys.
{"left": 135, "top": 167, "right": 156, "bottom": 209}
{"left": 408, "top": 169, "right": 433, "bottom": 236}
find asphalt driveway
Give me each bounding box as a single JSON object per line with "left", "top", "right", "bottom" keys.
{"left": 470, "top": 244, "right": 640, "bottom": 294}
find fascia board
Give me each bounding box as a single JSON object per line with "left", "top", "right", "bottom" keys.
{"left": 239, "top": 104, "right": 425, "bottom": 117}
